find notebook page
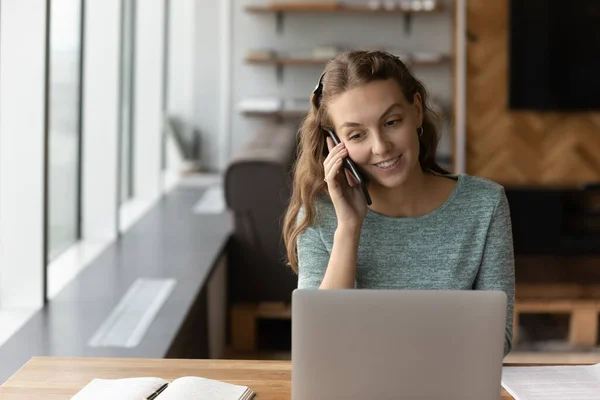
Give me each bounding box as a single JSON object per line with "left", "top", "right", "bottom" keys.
{"left": 501, "top": 364, "right": 600, "bottom": 400}
{"left": 70, "top": 377, "right": 168, "bottom": 400}
{"left": 157, "top": 376, "right": 253, "bottom": 400}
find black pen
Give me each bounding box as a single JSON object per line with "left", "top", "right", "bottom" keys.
{"left": 145, "top": 383, "right": 168, "bottom": 400}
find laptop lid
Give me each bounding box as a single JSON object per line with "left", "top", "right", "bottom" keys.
{"left": 292, "top": 289, "right": 506, "bottom": 400}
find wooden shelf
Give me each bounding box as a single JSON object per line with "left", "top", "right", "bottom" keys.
{"left": 245, "top": 56, "right": 330, "bottom": 65}
{"left": 246, "top": 4, "right": 444, "bottom": 15}
{"left": 246, "top": 55, "right": 451, "bottom": 66}
{"left": 242, "top": 110, "right": 307, "bottom": 119}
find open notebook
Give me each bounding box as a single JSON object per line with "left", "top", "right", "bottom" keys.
{"left": 70, "top": 376, "right": 254, "bottom": 400}
{"left": 502, "top": 362, "right": 600, "bottom": 399}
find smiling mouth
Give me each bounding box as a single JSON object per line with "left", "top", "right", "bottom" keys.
{"left": 373, "top": 155, "right": 402, "bottom": 168}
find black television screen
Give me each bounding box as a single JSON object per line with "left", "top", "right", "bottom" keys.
{"left": 509, "top": 0, "right": 600, "bottom": 111}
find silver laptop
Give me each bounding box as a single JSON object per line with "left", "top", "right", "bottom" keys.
{"left": 292, "top": 289, "right": 507, "bottom": 400}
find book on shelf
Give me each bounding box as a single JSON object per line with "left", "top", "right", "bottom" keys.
{"left": 70, "top": 376, "right": 254, "bottom": 400}
{"left": 247, "top": 49, "right": 277, "bottom": 61}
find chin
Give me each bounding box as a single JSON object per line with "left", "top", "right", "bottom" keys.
{"left": 374, "top": 173, "right": 409, "bottom": 189}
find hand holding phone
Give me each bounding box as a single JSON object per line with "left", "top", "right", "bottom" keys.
{"left": 323, "top": 128, "right": 372, "bottom": 206}
{"left": 322, "top": 129, "right": 371, "bottom": 229}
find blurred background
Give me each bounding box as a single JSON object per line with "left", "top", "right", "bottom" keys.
{"left": 1, "top": 0, "right": 600, "bottom": 383}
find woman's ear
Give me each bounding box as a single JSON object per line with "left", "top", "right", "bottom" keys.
{"left": 413, "top": 92, "right": 424, "bottom": 126}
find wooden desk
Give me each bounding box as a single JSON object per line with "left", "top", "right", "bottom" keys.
{"left": 0, "top": 357, "right": 517, "bottom": 399}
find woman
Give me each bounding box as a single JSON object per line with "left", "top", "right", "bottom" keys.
{"left": 282, "top": 50, "right": 515, "bottom": 356}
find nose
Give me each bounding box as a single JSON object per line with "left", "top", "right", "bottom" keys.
{"left": 371, "top": 131, "right": 392, "bottom": 156}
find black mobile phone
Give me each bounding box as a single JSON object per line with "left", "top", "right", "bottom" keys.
{"left": 323, "top": 128, "right": 372, "bottom": 205}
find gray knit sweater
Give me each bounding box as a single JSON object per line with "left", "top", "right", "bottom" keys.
{"left": 297, "top": 174, "right": 515, "bottom": 356}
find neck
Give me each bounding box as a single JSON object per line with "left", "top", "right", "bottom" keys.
{"left": 367, "top": 167, "right": 432, "bottom": 218}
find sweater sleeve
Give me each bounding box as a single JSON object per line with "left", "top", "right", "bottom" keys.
{"left": 296, "top": 208, "right": 330, "bottom": 289}
{"left": 474, "top": 189, "right": 516, "bottom": 357}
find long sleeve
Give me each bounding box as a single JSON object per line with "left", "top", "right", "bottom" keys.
{"left": 474, "top": 189, "right": 516, "bottom": 357}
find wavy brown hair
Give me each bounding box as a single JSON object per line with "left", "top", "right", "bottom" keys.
{"left": 282, "top": 50, "right": 448, "bottom": 273}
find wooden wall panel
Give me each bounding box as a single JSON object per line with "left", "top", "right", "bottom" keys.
{"left": 466, "top": 0, "right": 600, "bottom": 186}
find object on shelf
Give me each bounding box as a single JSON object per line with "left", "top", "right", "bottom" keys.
{"left": 411, "top": 52, "right": 445, "bottom": 63}
{"left": 410, "top": 0, "right": 423, "bottom": 11}
{"left": 247, "top": 1, "right": 442, "bottom": 13}
{"left": 284, "top": 48, "right": 315, "bottom": 59}
{"left": 422, "top": 0, "right": 436, "bottom": 11}
{"left": 238, "top": 97, "right": 282, "bottom": 113}
{"left": 367, "top": 0, "right": 382, "bottom": 10}
{"left": 247, "top": 49, "right": 277, "bottom": 61}
{"left": 283, "top": 98, "right": 310, "bottom": 113}
{"left": 246, "top": 48, "right": 448, "bottom": 67}
{"left": 383, "top": 1, "right": 397, "bottom": 10}
{"left": 312, "top": 45, "right": 343, "bottom": 59}
{"left": 398, "top": 0, "right": 412, "bottom": 11}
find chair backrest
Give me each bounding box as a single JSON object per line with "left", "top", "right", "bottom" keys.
{"left": 225, "top": 124, "right": 298, "bottom": 302}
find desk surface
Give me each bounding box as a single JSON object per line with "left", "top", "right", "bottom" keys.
{"left": 0, "top": 357, "right": 515, "bottom": 399}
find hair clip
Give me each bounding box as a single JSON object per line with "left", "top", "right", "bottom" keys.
{"left": 312, "top": 72, "right": 326, "bottom": 109}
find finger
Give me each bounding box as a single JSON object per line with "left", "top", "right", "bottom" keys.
{"left": 325, "top": 158, "right": 344, "bottom": 187}
{"left": 323, "top": 144, "right": 348, "bottom": 170}
{"left": 345, "top": 168, "right": 357, "bottom": 188}
{"left": 326, "top": 136, "right": 334, "bottom": 152}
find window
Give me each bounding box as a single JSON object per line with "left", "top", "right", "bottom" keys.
{"left": 119, "top": 0, "right": 136, "bottom": 204}
{"left": 47, "top": 0, "right": 83, "bottom": 260}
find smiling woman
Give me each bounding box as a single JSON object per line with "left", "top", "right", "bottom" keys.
{"left": 282, "top": 50, "right": 516, "bottom": 357}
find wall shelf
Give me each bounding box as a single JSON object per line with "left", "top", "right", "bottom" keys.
{"left": 240, "top": 0, "right": 456, "bottom": 171}
{"left": 246, "top": 54, "right": 451, "bottom": 83}
{"left": 245, "top": 4, "right": 444, "bottom": 15}
{"left": 242, "top": 110, "right": 307, "bottom": 120}
{"left": 246, "top": 2, "right": 444, "bottom": 34}
{"left": 246, "top": 56, "right": 330, "bottom": 65}
{"left": 246, "top": 55, "right": 451, "bottom": 66}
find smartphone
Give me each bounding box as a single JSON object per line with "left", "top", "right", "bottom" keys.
{"left": 323, "top": 128, "right": 372, "bottom": 205}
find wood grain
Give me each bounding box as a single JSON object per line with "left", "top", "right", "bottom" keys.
{"left": 466, "top": 0, "right": 600, "bottom": 186}
{"left": 0, "top": 357, "right": 522, "bottom": 399}
{"left": 0, "top": 358, "right": 291, "bottom": 400}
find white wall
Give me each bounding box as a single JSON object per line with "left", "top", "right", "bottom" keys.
{"left": 193, "top": 0, "right": 454, "bottom": 171}
{"left": 0, "top": 0, "right": 48, "bottom": 309}
{"left": 134, "top": 0, "right": 166, "bottom": 199}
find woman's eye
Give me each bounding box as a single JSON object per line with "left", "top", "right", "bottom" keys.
{"left": 385, "top": 119, "right": 401, "bottom": 127}
{"left": 349, "top": 133, "right": 363, "bottom": 140}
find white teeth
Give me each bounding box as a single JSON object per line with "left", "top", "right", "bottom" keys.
{"left": 376, "top": 156, "right": 399, "bottom": 168}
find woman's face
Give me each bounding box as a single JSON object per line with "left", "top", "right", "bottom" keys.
{"left": 327, "top": 79, "right": 423, "bottom": 189}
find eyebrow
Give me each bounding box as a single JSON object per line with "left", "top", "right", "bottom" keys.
{"left": 339, "top": 103, "right": 404, "bottom": 131}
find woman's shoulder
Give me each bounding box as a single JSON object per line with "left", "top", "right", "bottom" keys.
{"left": 439, "top": 174, "right": 507, "bottom": 218}
{"left": 456, "top": 173, "right": 506, "bottom": 202}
